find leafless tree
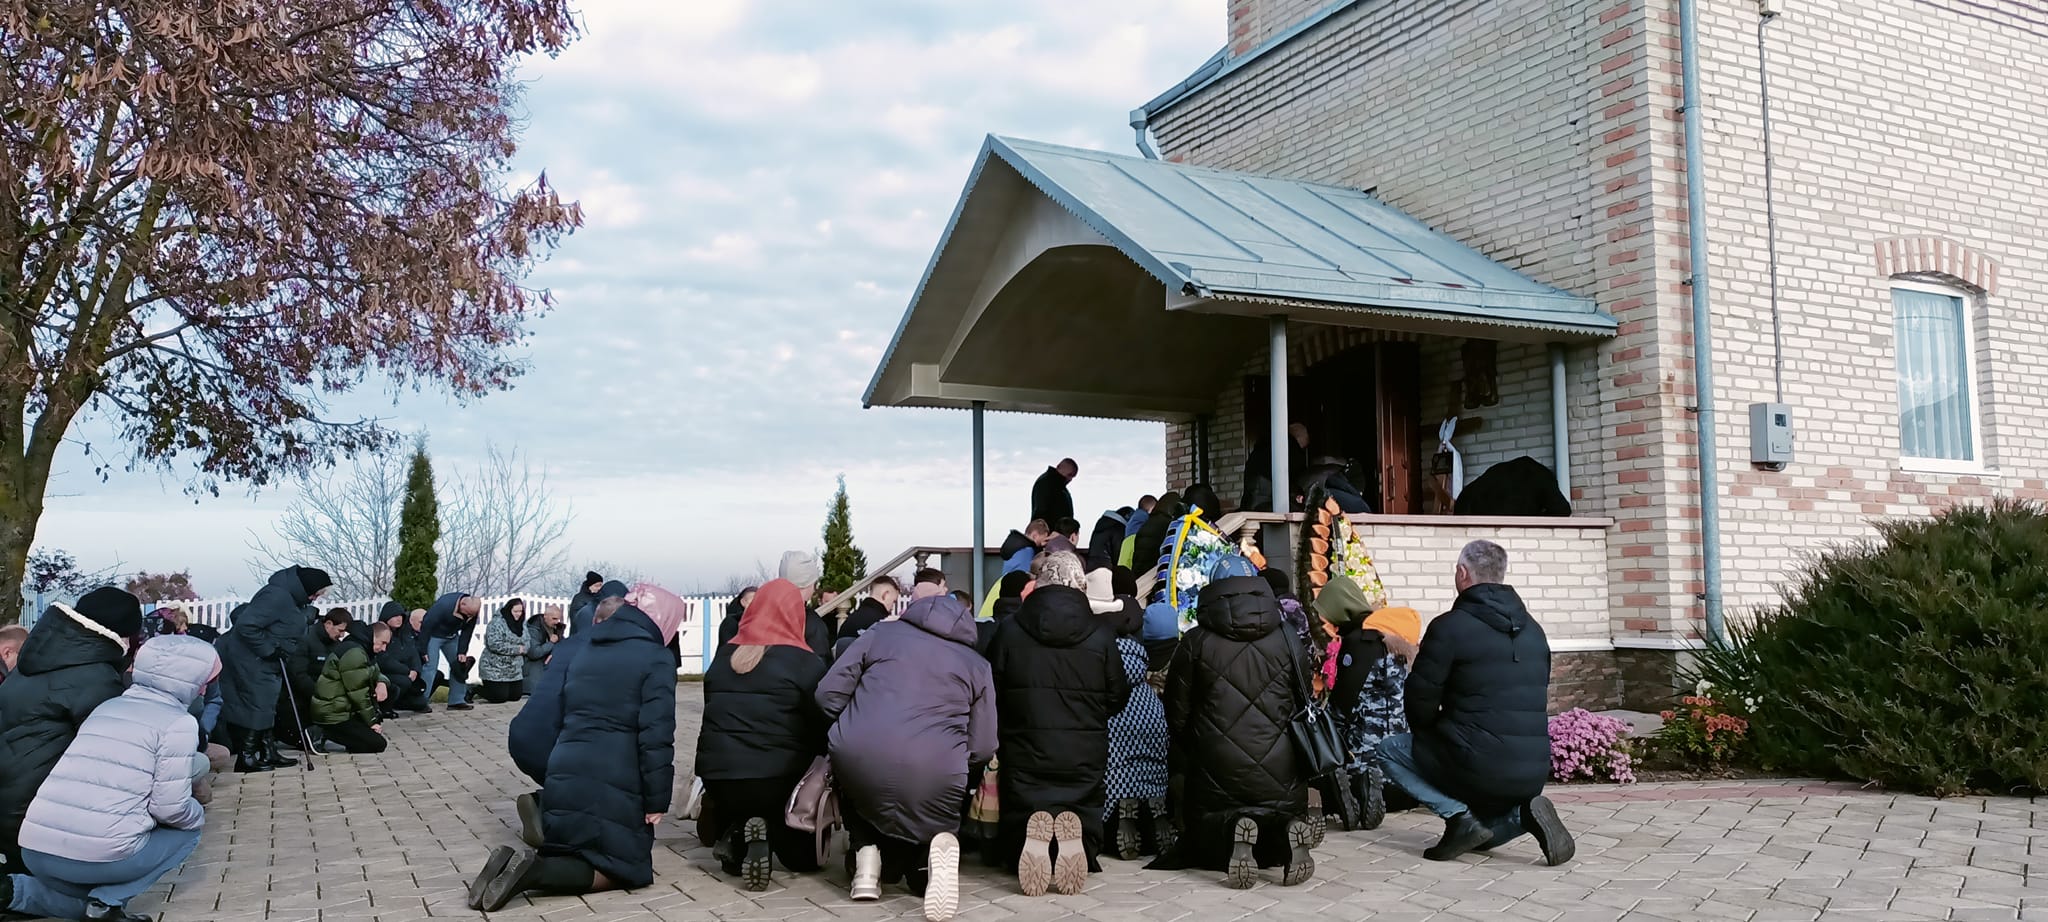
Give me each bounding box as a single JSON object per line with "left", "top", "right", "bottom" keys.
{"left": 440, "top": 443, "right": 574, "bottom": 595}
{"left": 703, "top": 559, "right": 773, "bottom": 596}
{"left": 249, "top": 440, "right": 572, "bottom": 598}
{"left": 246, "top": 452, "right": 408, "bottom": 597}
{"left": 583, "top": 559, "right": 647, "bottom": 589}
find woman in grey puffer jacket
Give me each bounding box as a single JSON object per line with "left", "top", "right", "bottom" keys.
{"left": 3, "top": 635, "right": 216, "bottom": 922}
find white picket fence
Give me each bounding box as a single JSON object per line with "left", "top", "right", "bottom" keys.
{"left": 20, "top": 591, "right": 735, "bottom": 676}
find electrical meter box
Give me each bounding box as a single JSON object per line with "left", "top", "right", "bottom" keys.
{"left": 1750, "top": 402, "right": 1793, "bottom": 467}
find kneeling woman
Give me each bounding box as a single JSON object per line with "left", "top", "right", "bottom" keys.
{"left": 5, "top": 636, "right": 217, "bottom": 922}
{"left": 695, "top": 580, "right": 827, "bottom": 890}
{"left": 817, "top": 595, "right": 995, "bottom": 922}
{"left": 470, "top": 585, "right": 685, "bottom": 912}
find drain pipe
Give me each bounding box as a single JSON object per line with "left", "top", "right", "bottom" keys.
{"left": 1130, "top": 108, "right": 1163, "bottom": 160}
{"left": 1679, "top": 0, "right": 1728, "bottom": 647}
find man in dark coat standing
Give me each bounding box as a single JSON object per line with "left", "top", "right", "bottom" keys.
{"left": 1030, "top": 459, "right": 1077, "bottom": 526}
{"left": 216, "top": 566, "right": 329, "bottom": 772}
{"left": 1377, "top": 540, "right": 1575, "bottom": 865}
{"left": 422, "top": 590, "right": 481, "bottom": 710}
{"left": 985, "top": 552, "right": 1128, "bottom": 896}
{"left": 1149, "top": 557, "right": 1314, "bottom": 889}
{"left": 0, "top": 587, "right": 141, "bottom": 868}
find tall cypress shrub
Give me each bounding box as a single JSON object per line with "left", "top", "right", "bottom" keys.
{"left": 391, "top": 442, "right": 440, "bottom": 609}
{"left": 820, "top": 475, "right": 866, "bottom": 595}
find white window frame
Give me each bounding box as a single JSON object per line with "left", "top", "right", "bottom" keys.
{"left": 1890, "top": 278, "right": 1986, "bottom": 474}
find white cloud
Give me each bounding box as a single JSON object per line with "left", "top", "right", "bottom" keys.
{"left": 41, "top": 1, "right": 1221, "bottom": 593}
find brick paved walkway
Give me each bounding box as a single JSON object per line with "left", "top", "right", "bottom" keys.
{"left": 116, "top": 686, "right": 2043, "bottom": 922}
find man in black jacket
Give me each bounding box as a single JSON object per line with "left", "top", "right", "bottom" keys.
{"left": 1376, "top": 540, "right": 1575, "bottom": 865}
{"left": 1030, "top": 459, "right": 1077, "bottom": 525}
{"left": 376, "top": 601, "right": 429, "bottom": 715}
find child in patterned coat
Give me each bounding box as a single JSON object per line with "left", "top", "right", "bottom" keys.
{"left": 1312, "top": 578, "right": 1422, "bottom": 831}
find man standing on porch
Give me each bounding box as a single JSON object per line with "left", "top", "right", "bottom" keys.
{"left": 1375, "top": 540, "right": 1575, "bottom": 866}
{"left": 1031, "top": 459, "right": 1077, "bottom": 526}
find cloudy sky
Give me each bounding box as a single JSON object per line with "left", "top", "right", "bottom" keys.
{"left": 35, "top": 1, "right": 1225, "bottom": 598}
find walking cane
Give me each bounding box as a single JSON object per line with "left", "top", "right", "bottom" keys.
{"left": 279, "top": 661, "right": 319, "bottom": 772}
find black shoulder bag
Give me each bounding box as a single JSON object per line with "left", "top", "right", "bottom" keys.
{"left": 1284, "top": 636, "right": 1347, "bottom": 781}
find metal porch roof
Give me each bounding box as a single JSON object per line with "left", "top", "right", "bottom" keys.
{"left": 862, "top": 135, "right": 1613, "bottom": 419}
{"left": 985, "top": 136, "right": 1610, "bottom": 332}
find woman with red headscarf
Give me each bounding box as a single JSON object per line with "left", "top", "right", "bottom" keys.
{"left": 470, "top": 584, "right": 685, "bottom": 911}
{"left": 691, "top": 580, "right": 827, "bottom": 891}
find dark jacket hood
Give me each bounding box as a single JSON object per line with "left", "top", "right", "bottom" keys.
{"left": 268, "top": 567, "right": 313, "bottom": 607}
{"left": 900, "top": 596, "right": 977, "bottom": 647}
{"left": 1456, "top": 583, "right": 1536, "bottom": 659}
{"left": 998, "top": 529, "right": 1037, "bottom": 560}
{"left": 598, "top": 580, "right": 630, "bottom": 601}
{"left": 591, "top": 605, "right": 662, "bottom": 646}
{"left": 1195, "top": 575, "right": 1283, "bottom": 642}
{"left": 18, "top": 605, "right": 129, "bottom": 675}
{"left": 1012, "top": 585, "right": 1098, "bottom": 648}
{"left": 378, "top": 600, "right": 407, "bottom": 624}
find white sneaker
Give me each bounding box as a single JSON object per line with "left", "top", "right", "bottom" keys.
{"left": 924, "top": 833, "right": 960, "bottom": 921}
{"left": 682, "top": 777, "right": 705, "bottom": 821}
{"left": 850, "top": 845, "right": 882, "bottom": 901}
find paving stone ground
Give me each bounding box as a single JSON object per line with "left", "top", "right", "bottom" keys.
{"left": 113, "top": 685, "right": 2044, "bottom": 922}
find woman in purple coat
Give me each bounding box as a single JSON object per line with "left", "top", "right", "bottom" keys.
{"left": 816, "top": 595, "right": 995, "bottom": 922}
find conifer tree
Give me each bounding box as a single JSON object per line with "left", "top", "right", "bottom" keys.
{"left": 820, "top": 476, "right": 867, "bottom": 595}
{"left": 391, "top": 441, "right": 441, "bottom": 609}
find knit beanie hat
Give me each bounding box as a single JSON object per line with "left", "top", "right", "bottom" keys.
{"left": 584, "top": 571, "right": 603, "bottom": 589}
{"left": 298, "top": 567, "right": 334, "bottom": 598}
{"left": 75, "top": 586, "right": 144, "bottom": 639}
{"left": 1141, "top": 602, "right": 1179, "bottom": 641}
{"left": 778, "top": 551, "right": 821, "bottom": 589}
{"left": 1084, "top": 568, "right": 1123, "bottom": 615}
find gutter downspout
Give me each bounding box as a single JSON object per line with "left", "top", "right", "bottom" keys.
{"left": 1679, "top": 0, "right": 1728, "bottom": 647}
{"left": 971, "top": 400, "right": 987, "bottom": 611}
{"left": 1130, "top": 108, "right": 1163, "bottom": 160}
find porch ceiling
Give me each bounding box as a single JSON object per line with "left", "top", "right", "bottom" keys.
{"left": 863, "top": 136, "right": 1615, "bottom": 422}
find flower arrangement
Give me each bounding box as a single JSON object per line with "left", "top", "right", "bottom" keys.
{"left": 1651, "top": 690, "right": 1751, "bottom": 768}
{"left": 1330, "top": 517, "right": 1389, "bottom": 609}
{"left": 1149, "top": 512, "right": 1236, "bottom": 632}
{"left": 1549, "top": 708, "right": 1637, "bottom": 784}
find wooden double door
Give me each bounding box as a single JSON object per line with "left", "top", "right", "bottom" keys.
{"left": 1244, "top": 341, "right": 1421, "bottom": 515}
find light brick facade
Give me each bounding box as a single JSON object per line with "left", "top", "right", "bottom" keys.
{"left": 1142, "top": 0, "right": 2048, "bottom": 704}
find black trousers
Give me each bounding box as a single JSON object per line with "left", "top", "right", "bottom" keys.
{"left": 705, "top": 777, "right": 820, "bottom": 872}
{"left": 478, "top": 680, "right": 525, "bottom": 703}
{"left": 320, "top": 719, "right": 388, "bottom": 754}
{"left": 383, "top": 673, "right": 429, "bottom": 709}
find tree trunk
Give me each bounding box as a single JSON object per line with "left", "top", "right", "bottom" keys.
{"left": 0, "top": 467, "right": 41, "bottom": 626}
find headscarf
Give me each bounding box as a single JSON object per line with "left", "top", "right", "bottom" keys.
{"left": 625, "top": 582, "right": 688, "bottom": 644}
{"left": 728, "top": 579, "right": 810, "bottom": 650}
{"left": 1036, "top": 551, "right": 1087, "bottom": 591}
{"left": 499, "top": 597, "right": 527, "bottom": 628}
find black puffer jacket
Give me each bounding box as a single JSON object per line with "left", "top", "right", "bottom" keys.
{"left": 215, "top": 567, "right": 315, "bottom": 731}
{"left": 1162, "top": 575, "right": 1308, "bottom": 828}
{"left": 1086, "top": 511, "right": 1127, "bottom": 569}
{"left": 1406, "top": 583, "right": 1551, "bottom": 815}
{"left": 287, "top": 621, "right": 338, "bottom": 702}
{"left": 541, "top": 606, "right": 677, "bottom": 890}
{"left": 986, "top": 586, "right": 1128, "bottom": 866}
{"left": 0, "top": 606, "right": 129, "bottom": 866}
{"left": 377, "top": 603, "right": 423, "bottom": 684}
{"left": 696, "top": 644, "right": 828, "bottom": 782}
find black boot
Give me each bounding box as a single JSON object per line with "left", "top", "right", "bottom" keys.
{"left": 1423, "top": 812, "right": 1493, "bottom": 861}
{"left": 1521, "top": 796, "right": 1576, "bottom": 866}
{"left": 229, "top": 725, "right": 272, "bottom": 774}
{"left": 261, "top": 730, "right": 299, "bottom": 769}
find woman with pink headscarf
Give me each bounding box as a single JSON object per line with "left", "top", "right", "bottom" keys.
{"left": 470, "top": 584, "right": 686, "bottom": 911}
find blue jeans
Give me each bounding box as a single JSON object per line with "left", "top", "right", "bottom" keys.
{"left": 11, "top": 826, "right": 203, "bottom": 916}
{"left": 424, "top": 635, "right": 469, "bottom": 705}
{"left": 1376, "top": 733, "right": 1524, "bottom": 847}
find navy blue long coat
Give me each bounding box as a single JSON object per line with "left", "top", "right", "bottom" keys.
{"left": 215, "top": 567, "right": 315, "bottom": 731}
{"left": 539, "top": 606, "right": 677, "bottom": 889}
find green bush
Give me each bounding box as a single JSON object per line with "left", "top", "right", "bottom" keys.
{"left": 1692, "top": 500, "right": 2048, "bottom": 796}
